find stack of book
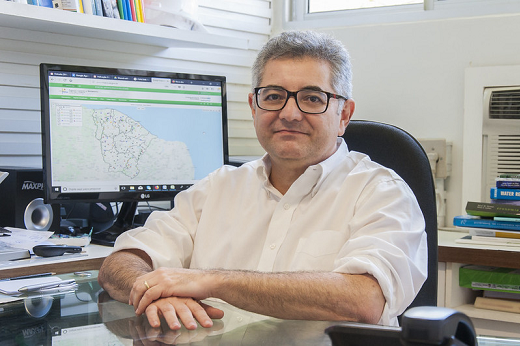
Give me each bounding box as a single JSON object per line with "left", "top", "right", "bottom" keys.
{"left": 454, "top": 174, "right": 520, "bottom": 246}
{"left": 460, "top": 265, "right": 520, "bottom": 314}
{"left": 5, "top": 0, "right": 147, "bottom": 23}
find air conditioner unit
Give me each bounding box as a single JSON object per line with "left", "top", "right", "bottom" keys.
{"left": 481, "top": 86, "right": 520, "bottom": 201}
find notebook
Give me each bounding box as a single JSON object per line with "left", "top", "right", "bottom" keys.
{"left": 0, "top": 242, "right": 30, "bottom": 261}
{"left": 0, "top": 276, "right": 62, "bottom": 295}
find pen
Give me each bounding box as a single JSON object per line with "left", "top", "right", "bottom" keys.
{"left": 25, "top": 284, "right": 79, "bottom": 296}
{"left": 0, "top": 272, "right": 56, "bottom": 281}
{"left": 18, "top": 279, "right": 76, "bottom": 293}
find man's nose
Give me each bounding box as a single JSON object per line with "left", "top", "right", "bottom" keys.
{"left": 279, "top": 96, "right": 303, "bottom": 121}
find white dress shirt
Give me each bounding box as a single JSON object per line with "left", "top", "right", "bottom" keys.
{"left": 114, "top": 138, "right": 427, "bottom": 326}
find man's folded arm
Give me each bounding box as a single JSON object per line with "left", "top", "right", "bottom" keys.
{"left": 131, "top": 268, "right": 386, "bottom": 324}
{"left": 98, "top": 249, "right": 153, "bottom": 303}
{"left": 212, "top": 270, "right": 385, "bottom": 324}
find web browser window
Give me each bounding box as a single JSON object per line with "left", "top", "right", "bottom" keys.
{"left": 45, "top": 69, "right": 225, "bottom": 196}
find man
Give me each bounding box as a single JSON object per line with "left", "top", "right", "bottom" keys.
{"left": 98, "top": 30, "right": 427, "bottom": 330}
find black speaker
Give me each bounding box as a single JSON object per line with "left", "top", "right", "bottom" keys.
{"left": 0, "top": 167, "right": 60, "bottom": 231}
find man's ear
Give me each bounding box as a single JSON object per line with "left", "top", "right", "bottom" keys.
{"left": 248, "top": 92, "right": 256, "bottom": 120}
{"left": 338, "top": 99, "right": 355, "bottom": 136}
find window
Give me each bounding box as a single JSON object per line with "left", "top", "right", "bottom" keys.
{"left": 309, "top": 0, "right": 422, "bottom": 13}
{"left": 284, "top": 0, "right": 520, "bottom": 28}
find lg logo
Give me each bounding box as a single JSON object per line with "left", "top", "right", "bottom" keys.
{"left": 140, "top": 194, "right": 150, "bottom": 199}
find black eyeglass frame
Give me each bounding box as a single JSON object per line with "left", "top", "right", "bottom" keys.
{"left": 254, "top": 87, "right": 348, "bottom": 114}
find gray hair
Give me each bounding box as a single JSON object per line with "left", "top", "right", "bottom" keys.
{"left": 251, "top": 31, "right": 353, "bottom": 99}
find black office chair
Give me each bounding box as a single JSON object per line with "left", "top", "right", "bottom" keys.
{"left": 342, "top": 120, "right": 438, "bottom": 312}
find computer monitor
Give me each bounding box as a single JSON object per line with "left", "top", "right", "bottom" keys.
{"left": 40, "top": 63, "right": 229, "bottom": 244}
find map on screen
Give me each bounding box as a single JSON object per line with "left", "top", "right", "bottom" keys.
{"left": 45, "top": 70, "right": 225, "bottom": 195}
{"left": 51, "top": 105, "right": 195, "bottom": 182}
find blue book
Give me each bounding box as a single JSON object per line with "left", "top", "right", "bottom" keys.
{"left": 454, "top": 215, "right": 520, "bottom": 232}
{"left": 94, "top": 0, "right": 103, "bottom": 16}
{"left": 90, "top": 0, "right": 98, "bottom": 15}
{"left": 496, "top": 179, "right": 520, "bottom": 189}
{"left": 491, "top": 187, "right": 520, "bottom": 200}
{"left": 125, "top": 0, "right": 132, "bottom": 21}
{"left": 35, "top": 0, "right": 53, "bottom": 7}
{"left": 121, "top": 0, "right": 128, "bottom": 20}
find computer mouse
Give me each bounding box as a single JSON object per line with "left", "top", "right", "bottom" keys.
{"left": 33, "top": 245, "right": 82, "bottom": 257}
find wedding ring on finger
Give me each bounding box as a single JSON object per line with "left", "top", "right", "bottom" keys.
{"left": 144, "top": 281, "right": 150, "bottom": 290}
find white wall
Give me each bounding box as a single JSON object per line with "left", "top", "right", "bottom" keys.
{"left": 272, "top": 3, "right": 520, "bottom": 225}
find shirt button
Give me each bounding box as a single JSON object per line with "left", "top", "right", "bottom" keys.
{"left": 270, "top": 243, "right": 276, "bottom": 250}
{"left": 284, "top": 203, "right": 290, "bottom": 210}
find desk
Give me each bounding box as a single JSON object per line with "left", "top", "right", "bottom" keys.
{"left": 2, "top": 232, "right": 520, "bottom": 341}
{"left": 0, "top": 272, "right": 517, "bottom": 345}
{"left": 0, "top": 244, "right": 112, "bottom": 279}
{"left": 0, "top": 271, "right": 338, "bottom": 345}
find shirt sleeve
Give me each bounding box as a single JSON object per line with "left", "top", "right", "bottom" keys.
{"left": 112, "top": 175, "right": 212, "bottom": 269}
{"left": 332, "top": 175, "right": 428, "bottom": 326}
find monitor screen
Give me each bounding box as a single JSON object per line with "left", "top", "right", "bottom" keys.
{"left": 40, "top": 64, "right": 228, "bottom": 244}
{"left": 40, "top": 63, "right": 229, "bottom": 204}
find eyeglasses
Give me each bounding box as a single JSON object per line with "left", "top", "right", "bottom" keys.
{"left": 254, "top": 87, "right": 347, "bottom": 114}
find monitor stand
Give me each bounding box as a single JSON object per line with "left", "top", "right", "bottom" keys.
{"left": 90, "top": 202, "right": 138, "bottom": 246}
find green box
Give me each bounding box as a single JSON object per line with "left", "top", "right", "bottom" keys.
{"left": 459, "top": 265, "right": 520, "bottom": 294}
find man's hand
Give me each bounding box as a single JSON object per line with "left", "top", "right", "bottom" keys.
{"left": 129, "top": 267, "right": 214, "bottom": 316}
{"left": 142, "top": 296, "right": 224, "bottom": 330}
{"left": 128, "top": 267, "right": 224, "bottom": 329}
{"left": 128, "top": 310, "right": 225, "bottom": 345}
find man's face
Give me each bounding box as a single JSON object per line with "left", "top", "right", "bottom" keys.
{"left": 249, "top": 57, "right": 354, "bottom": 167}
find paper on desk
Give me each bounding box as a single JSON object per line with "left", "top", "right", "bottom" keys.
{"left": 0, "top": 276, "right": 62, "bottom": 295}
{"left": 0, "top": 227, "right": 53, "bottom": 252}
{"left": 0, "top": 171, "right": 7, "bottom": 184}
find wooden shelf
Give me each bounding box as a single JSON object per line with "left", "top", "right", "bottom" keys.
{"left": 0, "top": 1, "right": 249, "bottom": 49}
{"left": 456, "top": 304, "right": 520, "bottom": 324}
{"left": 439, "top": 246, "right": 520, "bottom": 269}
{"left": 438, "top": 229, "right": 520, "bottom": 269}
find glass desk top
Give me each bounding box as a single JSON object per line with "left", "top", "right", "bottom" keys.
{"left": 0, "top": 271, "right": 519, "bottom": 345}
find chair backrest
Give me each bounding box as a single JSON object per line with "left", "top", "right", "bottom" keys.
{"left": 342, "top": 120, "right": 438, "bottom": 310}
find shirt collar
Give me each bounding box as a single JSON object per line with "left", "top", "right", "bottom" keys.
{"left": 309, "top": 137, "right": 348, "bottom": 197}
{"left": 255, "top": 138, "right": 348, "bottom": 198}
{"left": 255, "top": 154, "right": 279, "bottom": 198}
